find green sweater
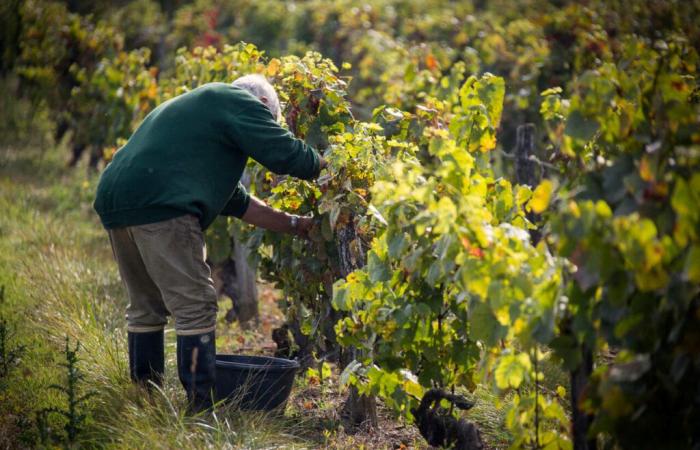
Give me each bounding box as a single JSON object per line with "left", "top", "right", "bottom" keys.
{"left": 94, "top": 82, "right": 320, "bottom": 230}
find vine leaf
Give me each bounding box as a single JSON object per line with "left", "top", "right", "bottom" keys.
{"left": 495, "top": 353, "right": 532, "bottom": 390}
{"left": 564, "top": 110, "right": 599, "bottom": 141}
{"left": 529, "top": 179, "right": 554, "bottom": 214}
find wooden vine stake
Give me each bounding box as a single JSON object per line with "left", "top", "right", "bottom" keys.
{"left": 515, "top": 123, "right": 538, "bottom": 188}
{"left": 336, "top": 216, "right": 378, "bottom": 428}
{"left": 515, "top": 123, "right": 542, "bottom": 244}
{"left": 571, "top": 345, "right": 596, "bottom": 450}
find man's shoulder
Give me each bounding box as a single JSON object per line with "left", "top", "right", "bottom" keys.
{"left": 160, "top": 83, "right": 251, "bottom": 118}
{"left": 196, "top": 82, "right": 257, "bottom": 103}
{"left": 193, "top": 82, "right": 270, "bottom": 120}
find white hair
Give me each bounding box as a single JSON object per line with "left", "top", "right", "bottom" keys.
{"left": 232, "top": 74, "right": 281, "bottom": 121}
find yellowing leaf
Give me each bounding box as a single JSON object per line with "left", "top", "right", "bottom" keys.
{"left": 147, "top": 82, "right": 157, "bottom": 99}
{"left": 568, "top": 200, "right": 581, "bottom": 218}
{"left": 529, "top": 180, "right": 554, "bottom": 213}
{"left": 403, "top": 379, "right": 424, "bottom": 399}
{"left": 266, "top": 58, "right": 281, "bottom": 77}
{"left": 495, "top": 353, "right": 531, "bottom": 390}
{"left": 556, "top": 385, "right": 567, "bottom": 398}
{"left": 639, "top": 156, "right": 654, "bottom": 182}
{"left": 425, "top": 54, "right": 439, "bottom": 71}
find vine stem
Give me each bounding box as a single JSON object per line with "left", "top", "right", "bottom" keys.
{"left": 533, "top": 348, "right": 540, "bottom": 450}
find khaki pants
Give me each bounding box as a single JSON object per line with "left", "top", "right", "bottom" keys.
{"left": 108, "top": 215, "right": 218, "bottom": 335}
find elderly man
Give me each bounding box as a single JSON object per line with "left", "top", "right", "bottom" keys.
{"left": 94, "top": 74, "right": 325, "bottom": 411}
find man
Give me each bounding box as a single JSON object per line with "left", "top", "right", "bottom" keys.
{"left": 93, "top": 74, "right": 325, "bottom": 412}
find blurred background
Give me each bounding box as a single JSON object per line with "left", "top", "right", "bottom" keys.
{"left": 2, "top": 0, "right": 698, "bottom": 167}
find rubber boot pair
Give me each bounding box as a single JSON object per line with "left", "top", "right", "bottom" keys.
{"left": 128, "top": 330, "right": 216, "bottom": 413}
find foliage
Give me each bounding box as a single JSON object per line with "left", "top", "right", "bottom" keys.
{"left": 70, "top": 48, "right": 158, "bottom": 160}
{"left": 541, "top": 32, "right": 700, "bottom": 448}
{"left": 14, "top": 0, "right": 127, "bottom": 162}
{"left": 159, "top": 43, "right": 266, "bottom": 97}
{"left": 108, "top": 0, "right": 166, "bottom": 55}
{"left": 331, "top": 75, "right": 570, "bottom": 447}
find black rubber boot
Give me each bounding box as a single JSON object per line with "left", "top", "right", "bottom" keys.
{"left": 128, "top": 330, "right": 165, "bottom": 387}
{"left": 176, "top": 331, "right": 216, "bottom": 413}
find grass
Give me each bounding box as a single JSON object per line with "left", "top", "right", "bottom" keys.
{"left": 0, "top": 143, "right": 521, "bottom": 449}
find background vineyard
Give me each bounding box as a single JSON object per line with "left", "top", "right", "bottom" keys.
{"left": 1, "top": 0, "right": 699, "bottom": 449}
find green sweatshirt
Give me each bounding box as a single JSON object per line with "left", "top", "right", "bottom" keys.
{"left": 94, "top": 82, "right": 320, "bottom": 230}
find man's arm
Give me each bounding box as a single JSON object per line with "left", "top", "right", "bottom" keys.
{"left": 225, "top": 97, "right": 324, "bottom": 180}
{"left": 240, "top": 195, "right": 313, "bottom": 237}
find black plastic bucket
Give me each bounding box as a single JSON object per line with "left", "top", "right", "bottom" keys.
{"left": 215, "top": 354, "right": 300, "bottom": 411}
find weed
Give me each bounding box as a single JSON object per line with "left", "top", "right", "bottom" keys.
{"left": 37, "top": 336, "right": 96, "bottom": 445}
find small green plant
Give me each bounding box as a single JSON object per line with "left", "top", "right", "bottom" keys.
{"left": 38, "top": 336, "right": 96, "bottom": 446}
{"left": 0, "top": 285, "right": 26, "bottom": 381}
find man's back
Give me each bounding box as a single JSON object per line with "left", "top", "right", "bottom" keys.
{"left": 94, "top": 82, "right": 320, "bottom": 230}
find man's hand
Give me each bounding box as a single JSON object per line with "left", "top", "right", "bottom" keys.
{"left": 319, "top": 157, "right": 328, "bottom": 170}
{"left": 292, "top": 215, "right": 314, "bottom": 238}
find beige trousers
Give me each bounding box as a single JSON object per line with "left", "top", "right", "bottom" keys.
{"left": 108, "top": 214, "right": 218, "bottom": 335}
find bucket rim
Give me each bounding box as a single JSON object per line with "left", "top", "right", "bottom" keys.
{"left": 215, "top": 353, "right": 300, "bottom": 371}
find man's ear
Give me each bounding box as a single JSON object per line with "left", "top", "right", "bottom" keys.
{"left": 259, "top": 96, "right": 269, "bottom": 106}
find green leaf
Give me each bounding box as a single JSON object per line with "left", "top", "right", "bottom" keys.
{"left": 403, "top": 378, "right": 424, "bottom": 399}
{"left": 426, "top": 260, "right": 442, "bottom": 285}
{"left": 459, "top": 73, "right": 506, "bottom": 128}
{"left": 388, "top": 232, "right": 407, "bottom": 259}
{"left": 368, "top": 251, "right": 391, "bottom": 283}
{"left": 321, "top": 215, "right": 334, "bottom": 241}
{"left": 368, "top": 204, "right": 388, "bottom": 226}
{"left": 685, "top": 245, "right": 700, "bottom": 283}
{"left": 564, "top": 110, "right": 599, "bottom": 141}
{"left": 514, "top": 184, "right": 532, "bottom": 208}
{"left": 204, "top": 217, "right": 232, "bottom": 263}
{"left": 470, "top": 301, "right": 506, "bottom": 346}
{"left": 339, "top": 360, "right": 361, "bottom": 386}
{"left": 495, "top": 353, "right": 531, "bottom": 390}
{"left": 332, "top": 281, "right": 349, "bottom": 310}
{"left": 671, "top": 178, "right": 692, "bottom": 217}
{"left": 556, "top": 385, "right": 567, "bottom": 398}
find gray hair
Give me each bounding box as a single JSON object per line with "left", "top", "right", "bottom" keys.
{"left": 232, "top": 74, "right": 281, "bottom": 121}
